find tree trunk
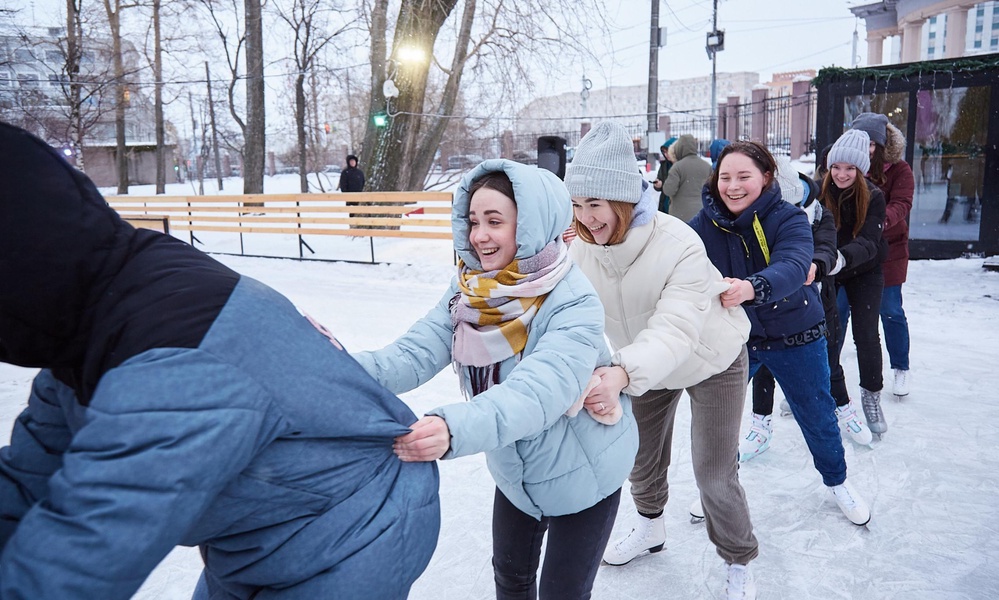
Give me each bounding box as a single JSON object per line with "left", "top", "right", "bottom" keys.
{"left": 296, "top": 73, "right": 308, "bottom": 193}
{"left": 407, "top": 0, "right": 476, "bottom": 190}
{"left": 358, "top": 0, "right": 388, "bottom": 174}
{"left": 153, "top": 0, "right": 165, "bottom": 194}
{"left": 243, "top": 0, "right": 265, "bottom": 195}
{"left": 66, "top": 0, "right": 85, "bottom": 173}
{"left": 361, "top": 0, "right": 459, "bottom": 191}
{"left": 104, "top": 0, "right": 128, "bottom": 194}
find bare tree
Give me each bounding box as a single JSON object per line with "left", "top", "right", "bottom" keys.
{"left": 359, "top": 0, "right": 610, "bottom": 191}
{"left": 102, "top": 0, "right": 144, "bottom": 194}
{"left": 274, "top": 0, "right": 353, "bottom": 193}
{"left": 243, "top": 0, "right": 264, "bottom": 194}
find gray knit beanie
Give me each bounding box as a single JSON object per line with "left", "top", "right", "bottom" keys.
{"left": 827, "top": 129, "right": 871, "bottom": 175}
{"left": 850, "top": 112, "right": 888, "bottom": 147}
{"left": 564, "top": 122, "right": 644, "bottom": 203}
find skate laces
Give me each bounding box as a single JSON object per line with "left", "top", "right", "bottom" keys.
{"left": 726, "top": 563, "right": 753, "bottom": 599}
{"left": 615, "top": 525, "right": 651, "bottom": 554}
{"left": 831, "top": 484, "right": 858, "bottom": 509}
{"left": 862, "top": 395, "right": 883, "bottom": 422}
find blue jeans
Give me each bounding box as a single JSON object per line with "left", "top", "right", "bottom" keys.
{"left": 492, "top": 487, "right": 621, "bottom": 600}
{"left": 880, "top": 285, "right": 910, "bottom": 370}
{"left": 748, "top": 337, "right": 847, "bottom": 487}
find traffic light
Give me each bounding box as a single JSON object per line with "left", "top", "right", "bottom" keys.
{"left": 324, "top": 122, "right": 331, "bottom": 134}
{"left": 373, "top": 112, "right": 388, "bottom": 128}
{"left": 537, "top": 135, "right": 567, "bottom": 180}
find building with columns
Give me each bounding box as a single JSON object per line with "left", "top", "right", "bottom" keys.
{"left": 851, "top": 0, "right": 999, "bottom": 65}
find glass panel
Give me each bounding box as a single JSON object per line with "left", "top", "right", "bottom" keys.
{"left": 912, "top": 86, "right": 988, "bottom": 241}
{"left": 843, "top": 91, "right": 909, "bottom": 136}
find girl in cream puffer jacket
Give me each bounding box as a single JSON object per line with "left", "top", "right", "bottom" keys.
{"left": 564, "top": 121, "right": 758, "bottom": 594}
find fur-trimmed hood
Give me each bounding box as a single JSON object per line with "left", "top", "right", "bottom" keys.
{"left": 885, "top": 122, "right": 905, "bottom": 164}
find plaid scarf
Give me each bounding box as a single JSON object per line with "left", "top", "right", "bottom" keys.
{"left": 451, "top": 239, "right": 571, "bottom": 396}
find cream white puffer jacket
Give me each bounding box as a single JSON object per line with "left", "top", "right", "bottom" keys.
{"left": 571, "top": 212, "right": 751, "bottom": 395}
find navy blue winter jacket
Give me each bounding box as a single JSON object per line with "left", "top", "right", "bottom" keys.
{"left": 689, "top": 183, "right": 826, "bottom": 349}
{"left": 0, "top": 122, "right": 439, "bottom": 599}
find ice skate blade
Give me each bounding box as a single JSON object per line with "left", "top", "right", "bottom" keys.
{"left": 690, "top": 515, "right": 705, "bottom": 524}
{"left": 601, "top": 543, "right": 665, "bottom": 567}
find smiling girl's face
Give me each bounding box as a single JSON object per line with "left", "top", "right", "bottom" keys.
{"left": 468, "top": 187, "right": 518, "bottom": 271}
{"left": 716, "top": 151, "right": 772, "bottom": 217}
{"left": 571, "top": 198, "right": 619, "bottom": 245}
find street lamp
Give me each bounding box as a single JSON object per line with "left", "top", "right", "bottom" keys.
{"left": 383, "top": 45, "right": 427, "bottom": 118}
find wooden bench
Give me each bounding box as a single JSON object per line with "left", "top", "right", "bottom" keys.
{"left": 106, "top": 192, "right": 453, "bottom": 239}
{"left": 106, "top": 192, "right": 454, "bottom": 263}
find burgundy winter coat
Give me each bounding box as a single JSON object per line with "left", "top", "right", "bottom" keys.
{"left": 872, "top": 123, "right": 914, "bottom": 287}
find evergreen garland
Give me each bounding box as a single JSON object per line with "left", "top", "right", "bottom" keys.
{"left": 812, "top": 53, "right": 999, "bottom": 87}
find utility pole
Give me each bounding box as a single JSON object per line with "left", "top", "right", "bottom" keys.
{"left": 647, "top": 0, "right": 659, "bottom": 138}
{"left": 706, "top": 0, "right": 725, "bottom": 137}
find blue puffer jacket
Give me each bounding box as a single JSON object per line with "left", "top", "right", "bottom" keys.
{"left": 690, "top": 183, "right": 825, "bottom": 350}
{"left": 0, "top": 123, "right": 439, "bottom": 600}
{"left": 354, "top": 159, "right": 638, "bottom": 519}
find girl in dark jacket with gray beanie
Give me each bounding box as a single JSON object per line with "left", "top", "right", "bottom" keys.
{"left": 820, "top": 129, "right": 889, "bottom": 439}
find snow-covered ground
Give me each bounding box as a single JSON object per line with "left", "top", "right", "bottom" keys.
{"left": 2, "top": 174, "right": 998, "bottom": 599}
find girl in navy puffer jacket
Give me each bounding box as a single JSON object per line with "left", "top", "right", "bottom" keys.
{"left": 690, "top": 141, "right": 872, "bottom": 527}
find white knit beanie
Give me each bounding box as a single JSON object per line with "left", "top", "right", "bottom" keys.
{"left": 564, "top": 122, "right": 644, "bottom": 203}
{"left": 774, "top": 155, "right": 804, "bottom": 205}
{"left": 827, "top": 129, "right": 871, "bottom": 175}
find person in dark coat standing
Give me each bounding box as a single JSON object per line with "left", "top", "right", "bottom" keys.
{"left": 0, "top": 123, "right": 439, "bottom": 600}
{"left": 652, "top": 137, "right": 677, "bottom": 214}
{"left": 662, "top": 134, "right": 713, "bottom": 223}
{"left": 338, "top": 154, "right": 366, "bottom": 192}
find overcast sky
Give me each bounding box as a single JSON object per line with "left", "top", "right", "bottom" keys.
{"left": 543, "top": 0, "right": 867, "bottom": 97}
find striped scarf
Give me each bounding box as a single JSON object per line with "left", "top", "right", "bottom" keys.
{"left": 451, "top": 239, "right": 571, "bottom": 396}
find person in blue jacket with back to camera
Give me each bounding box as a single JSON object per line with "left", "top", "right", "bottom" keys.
{"left": 0, "top": 122, "right": 439, "bottom": 600}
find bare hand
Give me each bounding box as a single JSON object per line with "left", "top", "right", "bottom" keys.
{"left": 562, "top": 226, "right": 577, "bottom": 245}
{"left": 805, "top": 263, "right": 817, "bottom": 286}
{"left": 721, "top": 278, "right": 755, "bottom": 308}
{"left": 583, "top": 366, "right": 628, "bottom": 416}
{"left": 394, "top": 416, "right": 450, "bottom": 462}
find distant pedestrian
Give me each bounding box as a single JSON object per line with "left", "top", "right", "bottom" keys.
{"left": 338, "top": 154, "right": 365, "bottom": 192}
{"left": 709, "top": 138, "right": 732, "bottom": 169}
{"left": 662, "top": 134, "right": 712, "bottom": 223}
{"left": 652, "top": 136, "right": 677, "bottom": 214}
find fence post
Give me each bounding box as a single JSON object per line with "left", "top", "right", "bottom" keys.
{"left": 790, "top": 77, "right": 813, "bottom": 160}
{"left": 716, "top": 102, "right": 727, "bottom": 138}
{"left": 726, "top": 95, "right": 740, "bottom": 141}
{"left": 751, "top": 86, "right": 768, "bottom": 145}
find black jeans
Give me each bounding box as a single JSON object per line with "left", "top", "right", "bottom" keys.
{"left": 492, "top": 487, "right": 621, "bottom": 600}
{"left": 831, "top": 267, "right": 885, "bottom": 402}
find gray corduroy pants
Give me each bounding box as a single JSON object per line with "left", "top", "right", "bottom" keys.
{"left": 627, "top": 346, "right": 759, "bottom": 565}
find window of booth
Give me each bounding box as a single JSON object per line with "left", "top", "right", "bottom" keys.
{"left": 911, "top": 86, "right": 988, "bottom": 241}
{"left": 842, "top": 86, "right": 990, "bottom": 243}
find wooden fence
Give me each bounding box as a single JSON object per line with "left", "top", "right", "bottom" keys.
{"left": 106, "top": 192, "right": 454, "bottom": 263}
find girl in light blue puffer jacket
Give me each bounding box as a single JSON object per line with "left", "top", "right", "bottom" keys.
{"left": 354, "top": 159, "right": 638, "bottom": 600}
